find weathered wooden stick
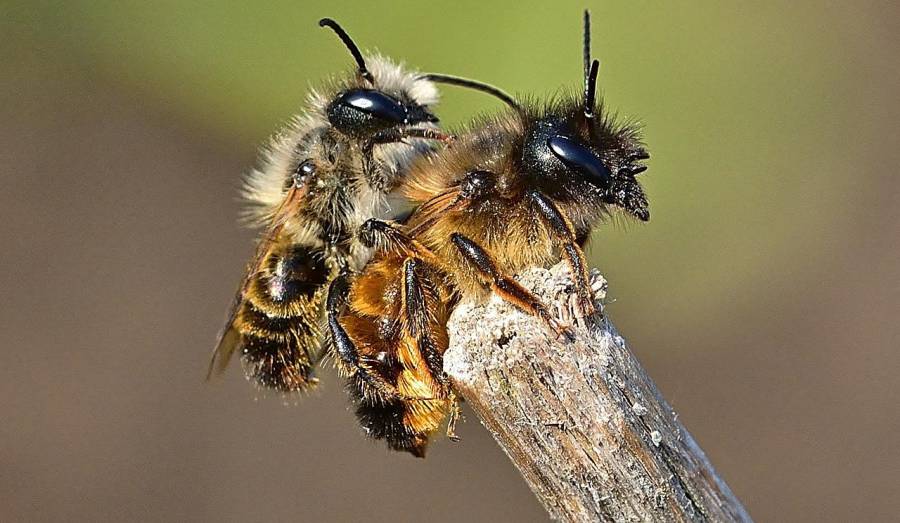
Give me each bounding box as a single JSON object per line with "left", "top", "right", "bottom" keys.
{"left": 444, "top": 263, "right": 751, "bottom": 522}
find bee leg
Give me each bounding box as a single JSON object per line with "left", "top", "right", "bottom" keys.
{"left": 446, "top": 391, "right": 462, "bottom": 442}
{"left": 450, "top": 233, "right": 575, "bottom": 342}
{"left": 387, "top": 257, "right": 455, "bottom": 456}
{"left": 527, "top": 190, "right": 596, "bottom": 318}
{"left": 325, "top": 274, "right": 405, "bottom": 402}
{"left": 358, "top": 218, "right": 442, "bottom": 265}
{"left": 401, "top": 257, "right": 450, "bottom": 393}
{"left": 357, "top": 218, "right": 406, "bottom": 252}
{"left": 367, "top": 127, "right": 453, "bottom": 148}
{"left": 327, "top": 274, "right": 441, "bottom": 404}
{"left": 325, "top": 274, "right": 360, "bottom": 371}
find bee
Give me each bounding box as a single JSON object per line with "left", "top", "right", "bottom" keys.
{"left": 327, "top": 11, "right": 651, "bottom": 456}
{"left": 207, "top": 18, "right": 451, "bottom": 392}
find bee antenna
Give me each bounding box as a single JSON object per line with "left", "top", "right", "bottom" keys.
{"left": 318, "top": 18, "right": 375, "bottom": 84}
{"left": 585, "top": 59, "right": 599, "bottom": 118}
{"left": 419, "top": 73, "right": 521, "bottom": 112}
{"left": 583, "top": 10, "right": 599, "bottom": 119}
{"left": 583, "top": 10, "right": 591, "bottom": 85}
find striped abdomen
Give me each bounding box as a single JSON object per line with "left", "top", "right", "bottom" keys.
{"left": 236, "top": 243, "right": 329, "bottom": 391}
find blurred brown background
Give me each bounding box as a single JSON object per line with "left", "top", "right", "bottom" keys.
{"left": 2, "top": 1, "right": 898, "bottom": 521}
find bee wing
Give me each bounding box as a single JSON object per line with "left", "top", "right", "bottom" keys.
{"left": 404, "top": 187, "right": 462, "bottom": 236}
{"left": 207, "top": 297, "right": 241, "bottom": 379}
{"left": 206, "top": 184, "right": 308, "bottom": 381}
{"left": 206, "top": 228, "right": 281, "bottom": 380}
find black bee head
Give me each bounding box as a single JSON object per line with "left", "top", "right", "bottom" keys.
{"left": 319, "top": 18, "right": 438, "bottom": 139}
{"left": 519, "top": 113, "right": 649, "bottom": 221}
{"left": 326, "top": 88, "right": 437, "bottom": 138}
{"left": 519, "top": 9, "right": 650, "bottom": 221}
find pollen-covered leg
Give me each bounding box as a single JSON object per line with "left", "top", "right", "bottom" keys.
{"left": 450, "top": 232, "right": 574, "bottom": 341}
{"left": 528, "top": 190, "right": 596, "bottom": 317}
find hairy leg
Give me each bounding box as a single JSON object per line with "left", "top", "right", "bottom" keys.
{"left": 450, "top": 232, "right": 574, "bottom": 341}
{"left": 528, "top": 190, "right": 596, "bottom": 317}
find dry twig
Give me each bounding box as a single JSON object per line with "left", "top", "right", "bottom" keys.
{"left": 444, "top": 264, "right": 751, "bottom": 522}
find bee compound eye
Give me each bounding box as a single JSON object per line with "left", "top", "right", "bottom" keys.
{"left": 547, "top": 135, "right": 612, "bottom": 190}
{"left": 339, "top": 89, "right": 407, "bottom": 124}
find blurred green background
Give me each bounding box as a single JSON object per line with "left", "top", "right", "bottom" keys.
{"left": 2, "top": 1, "right": 898, "bottom": 521}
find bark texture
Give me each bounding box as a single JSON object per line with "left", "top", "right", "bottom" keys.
{"left": 444, "top": 264, "right": 751, "bottom": 522}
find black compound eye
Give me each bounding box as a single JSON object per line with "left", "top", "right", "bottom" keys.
{"left": 548, "top": 135, "right": 612, "bottom": 190}
{"left": 338, "top": 89, "right": 407, "bottom": 123}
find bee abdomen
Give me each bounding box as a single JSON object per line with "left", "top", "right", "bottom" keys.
{"left": 245, "top": 245, "right": 329, "bottom": 318}
{"left": 239, "top": 331, "right": 317, "bottom": 391}
{"left": 238, "top": 244, "right": 330, "bottom": 392}
{"left": 338, "top": 311, "right": 450, "bottom": 457}
{"left": 236, "top": 302, "right": 316, "bottom": 343}
{"left": 348, "top": 381, "right": 432, "bottom": 458}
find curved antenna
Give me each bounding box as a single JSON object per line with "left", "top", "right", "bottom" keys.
{"left": 318, "top": 18, "right": 374, "bottom": 84}
{"left": 419, "top": 73, "right": 521, "bottom": 112}
{"left": 582, "top": 10, "right": 599, "bottom": 119}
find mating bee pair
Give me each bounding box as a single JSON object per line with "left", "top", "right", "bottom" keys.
{"left": 208, "top": 12, "right": 650, "bottom": 457}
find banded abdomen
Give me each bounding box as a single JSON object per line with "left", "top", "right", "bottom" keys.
{"left": 223, "top": 241, "right": 330, "bottom": 392}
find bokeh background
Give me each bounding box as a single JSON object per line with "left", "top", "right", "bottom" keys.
{"left": 2, "top": 1, "right": 898, "bottom": 521}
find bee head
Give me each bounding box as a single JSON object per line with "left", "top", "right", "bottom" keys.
{"left": 319, "top": 18, "right": 438, "bottom": 138}
{"left": 519, "top": 10, "right": 649, "bottom": 221}
{"left": 326, "top": 88, "right": 438, "bottom": 138}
